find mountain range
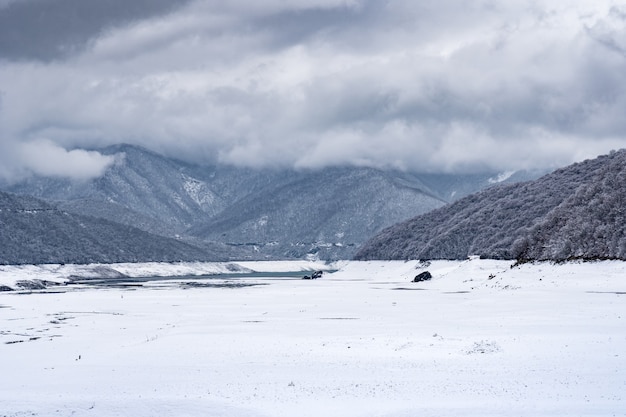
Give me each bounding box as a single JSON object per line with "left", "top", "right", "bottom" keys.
{"left": 1, "top": 144, "right": 537, "bottom": 262}
{"left": 355, "top": 150, "right": 626, "bottom": 262}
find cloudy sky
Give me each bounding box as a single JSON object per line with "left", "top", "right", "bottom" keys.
{"left": 1, "top": 0, "right": 625, "bottom": 180}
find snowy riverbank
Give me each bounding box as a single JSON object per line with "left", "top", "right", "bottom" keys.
{"left": 0, "top": 260, "right": 335, "bottom": 290}
{"left": 1, "top": 258, "right": 625, "bottom": 416}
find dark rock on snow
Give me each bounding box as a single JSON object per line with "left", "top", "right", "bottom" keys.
{"left": 302, "top": 270, "right": 324, "bottom": 280}
{"left": 413, "top": 271, "right": 433, "bottom": 282}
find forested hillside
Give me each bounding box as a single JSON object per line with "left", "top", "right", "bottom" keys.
{"left": 355, "top": 150, "right": 626, "bottom": 261}
{"left": 0, "top": 191, "right": 218, "bottom": 265}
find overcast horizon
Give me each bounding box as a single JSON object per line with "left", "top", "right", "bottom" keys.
{"left": 1, "top": 0, "right": 625, "bottom": 181}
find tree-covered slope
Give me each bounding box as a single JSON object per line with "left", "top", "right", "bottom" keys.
{"left": 355, "top": 150, "right": 626, "bottom": 261}
{"left": 0, "top": 191, "right": 217, "bottom": 265}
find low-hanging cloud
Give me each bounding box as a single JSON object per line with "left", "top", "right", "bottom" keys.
{"left": 0, "top": 0, "right": 625, "bottom": 181}
{"left": 17, "top": 140, "right": 116, "bottom": 180}
{"left": 0, "top": 138, "right": 115, "bottom": 183}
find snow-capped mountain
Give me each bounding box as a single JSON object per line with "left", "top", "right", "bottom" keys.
{"left": 2, "top": 144, "right": 538, "bottom": 260}
{"left": 355, "top": 150, "right": 626, "bottom": 261}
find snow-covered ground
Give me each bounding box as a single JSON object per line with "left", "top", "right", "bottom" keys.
{"left": 1, "top": 259, "right": 625, "bottom": 416}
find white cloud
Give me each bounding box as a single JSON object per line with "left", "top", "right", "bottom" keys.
{"left": 16, "top": 140, "right": 115, "bottom": 180}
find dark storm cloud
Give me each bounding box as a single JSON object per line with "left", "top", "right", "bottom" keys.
{"left": 0, "top": 0, "right": 625, "bottom": 180}
{"left": 0, "top": 0, "right": 193, "bottom": 61}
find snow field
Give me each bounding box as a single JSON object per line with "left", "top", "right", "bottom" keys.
{"left": 1, "top": 259, "right": 625, "bottom": 416}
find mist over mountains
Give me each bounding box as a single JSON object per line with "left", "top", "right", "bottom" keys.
{"left": 356, "top": 150, "right": 626, "bottom": 262}
{"left": 1, "top": 144, "right": 536, "bottom": 263}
